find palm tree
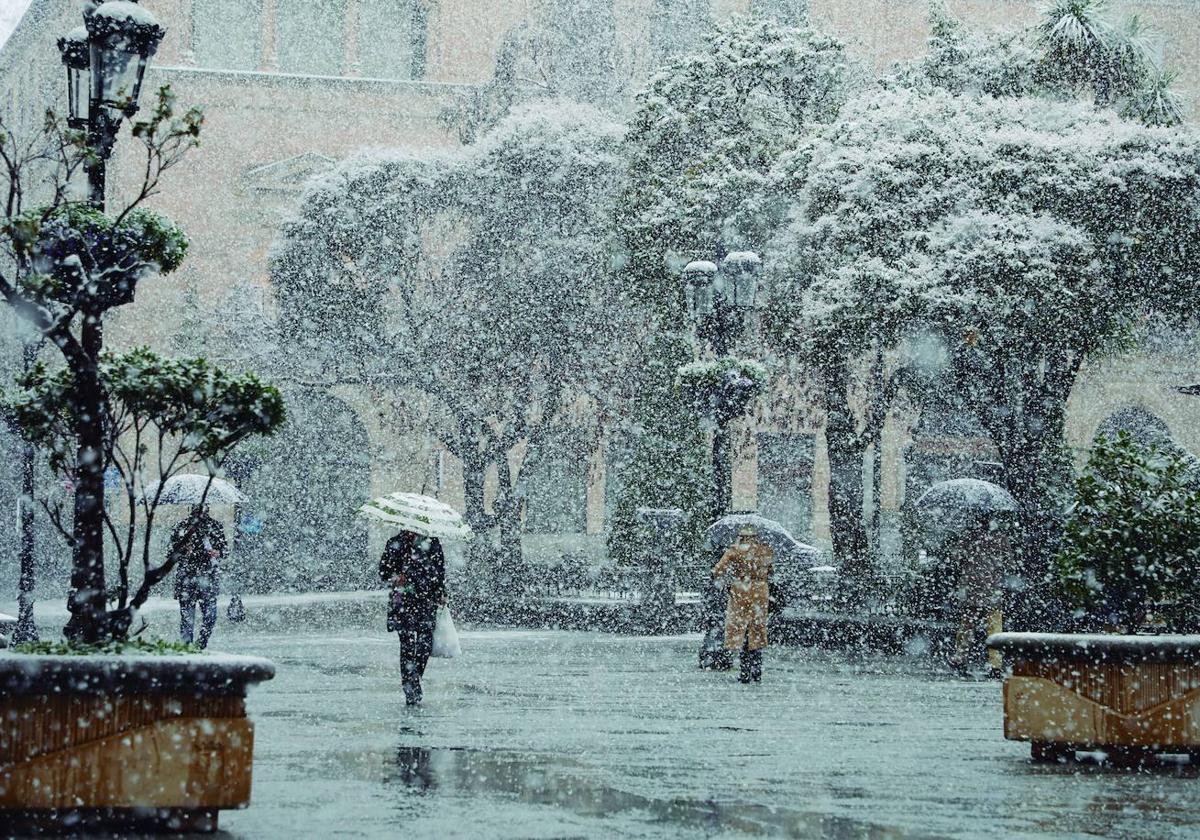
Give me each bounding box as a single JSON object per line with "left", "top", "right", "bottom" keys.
{"left": 1123, "top": 70, "right": 1186, "bottom": 128}
{"left": 1035, "top": 0, "right": 1171, "bottom": 114}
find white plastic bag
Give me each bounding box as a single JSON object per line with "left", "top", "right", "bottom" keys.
{"left": 431, "top": 606, "right": 461, "bottom": 658}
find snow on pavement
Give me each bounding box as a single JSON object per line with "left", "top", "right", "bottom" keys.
{"left": 211, "top": 628, "right": 1200, "bottom": 839}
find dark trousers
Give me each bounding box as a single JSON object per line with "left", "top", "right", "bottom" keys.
{"left": 398, "top": 607, "right": 437, "bottom": 704}
{"left": 739, "top": 640, "right": 763, "bottom": 683}
{"left": 699, "top": 580, "right": 733, "bottom": 670}
{"left": 180, "top": 596, "right": 217, "bottom": 649}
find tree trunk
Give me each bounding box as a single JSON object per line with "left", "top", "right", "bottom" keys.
{"left": 63, "top": 321, "right": 109, "bottom": 642}
{"left": 492, "top": 450, "right": 526, "bottom": 598}
{"left": 14, "top": 340, "right": 41, "bottom": 643}
{"left": 495, "top": 491, "right": 524, "bottom": 573}
{"left": 14, "top": 439, "right": 38, "bottom": 643}
{"left": 459, "top": 445, "right": 497, "bottom": 594}
{"left": 824, "top": 371, "right": 871, "bottom": 600}
{"left": 984, "top": 362, "right": 1074, "bottom": 631}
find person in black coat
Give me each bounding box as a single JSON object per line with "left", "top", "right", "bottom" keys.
{"left": 170, "top": 504, "right": 227, "bottom": 649}
{"left": 380, "top": 530, "right": 447, "bottom": 706}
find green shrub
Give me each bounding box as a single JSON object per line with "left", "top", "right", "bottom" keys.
{"left": 1055, "top": 432, "right": 1200, "bottom": 631}
{"left": 12, "top": 638, "right": 200, "bottom": 656}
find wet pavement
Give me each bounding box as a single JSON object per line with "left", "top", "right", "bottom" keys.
{"left": 211, "top": 629, "right": 1199, "bottom": 839}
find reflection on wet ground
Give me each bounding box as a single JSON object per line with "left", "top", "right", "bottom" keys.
{"left": 385, "top": 746, "right": 933, "bottom": 839}
{"left": 216, "top": 630, "right": 1200, "bottom": 839}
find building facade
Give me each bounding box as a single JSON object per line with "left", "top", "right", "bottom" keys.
{"left": 2, "top": 0, "right": 1199, "bottom": 584}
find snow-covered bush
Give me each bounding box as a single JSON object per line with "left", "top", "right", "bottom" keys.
{"left": 1055, "top": 433, "right": 1200, "bottom": 632}
{"left": 677, "top": 356, "right": 768, "bottom": 423}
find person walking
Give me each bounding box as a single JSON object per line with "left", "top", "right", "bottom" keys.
{"left": 170, "top": 504, "right": 227, "bottom": 649}
{"left": 380, "top": 530, "right": 447, "bottom": 706}
{"left": 948, "top": 514, "right": 1009, "bottom": 676}
{"left": 712, "top": 524, "right": 774, "bottom": 683}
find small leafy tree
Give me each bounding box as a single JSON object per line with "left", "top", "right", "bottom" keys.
{"left": 6, "top": 348, "right": 285, "bottom": 632}
{"left": 1056, "top": 433, "right": 1200, "bottom": 631}
{"left": 0, "top": 87, "right": 285, "bottom": 641}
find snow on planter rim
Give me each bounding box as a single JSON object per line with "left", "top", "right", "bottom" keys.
{"left": 987, "top": 632, "right": 1200, "bottom": 663}
{"left": 0, "top": 651, "right": 276, "bottom": 696}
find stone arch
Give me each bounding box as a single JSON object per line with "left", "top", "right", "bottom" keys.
{"left": 232, "top": 388, "right": 372, "bottom": 593}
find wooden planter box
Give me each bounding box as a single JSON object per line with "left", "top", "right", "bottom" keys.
{"left": 987, "top": 632, "right": 1200, "bottom": 762}
{"left": 0, "top": 653, "right": 274, "bottom": 832}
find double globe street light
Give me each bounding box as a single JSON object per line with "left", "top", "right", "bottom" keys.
{"left": 58, "top": 0, "right": 166, "bottom": 210}
{"left": 681, "top": 252, "right": 764, "bottom": 520}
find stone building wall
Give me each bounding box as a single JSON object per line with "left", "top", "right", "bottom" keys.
{"left": 3, "top": 0, "right": 1199, "bottom": 566}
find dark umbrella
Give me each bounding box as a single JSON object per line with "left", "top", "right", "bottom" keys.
{"left": 914, "top": 478, "right": 1019, "bottom": 549}
{"left": 704, "top": 513, "right": 821, "bottom": 563}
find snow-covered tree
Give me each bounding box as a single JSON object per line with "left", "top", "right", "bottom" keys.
{"left": 749, "top": 0, "right": 809, "bottom": 26}
{"left": 621, "top": 15, "right": 855, "bottom": 307}
{"left": 646, "top": 0, "right": 712, "bottom": 69}
{"left": 607, "top": 16, "right": 855, "bottom": 549}
{"left": 440, "top": 0, "right": 625, "bottom": 144}
{"left": 772, "top": 85, "right": 1200, "bottom": 614}
{"left": 272, "top": 100, "right": 636, "bottom": 579}
{"left": 908, "top": 1, "right": 1184, "bottom": 127}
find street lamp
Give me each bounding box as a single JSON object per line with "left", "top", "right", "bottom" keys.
{"left": 58, "top": 0, "right": 165, "bottom": 209}
{"left": 680, "top": 251, "right": 764, "bottom": 520}
{"left": 57, "top": 27, "right": 90, "bottom": 130}
{"left": 721, "top": 251, "right": 762, "bottom": 311}
{"left": 682, "top": 260, "right": 718, "bottom": 320}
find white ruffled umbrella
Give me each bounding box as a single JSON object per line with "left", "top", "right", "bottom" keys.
{"left": 358, "top": 492, "right": 473, "bottom": 541}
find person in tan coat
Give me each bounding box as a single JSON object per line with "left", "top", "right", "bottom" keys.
{"left": 712, "top": 524, "right": 774, "bottom": 683}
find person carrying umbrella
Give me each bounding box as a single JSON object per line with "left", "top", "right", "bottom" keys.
{"left": 380, "top": 530, "right": 448, "bottom": 706}
{"left": 915, "top": 479, "right": 1016, "bottom": 676}
{"left": 712, "top": 524, "right": 775, "bottom": 683}
{"left": 699, "top": 513, "right": 818, "bottom": 670}
{"left": 361, "top": 492, "right": 469, "bottom": 706}
{"left": 170, "top": 504, "right": 228, "bottom": 649}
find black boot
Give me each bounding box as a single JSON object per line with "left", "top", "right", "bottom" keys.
{"left": 739, "top": 648, "right": 763, "bottom": 683}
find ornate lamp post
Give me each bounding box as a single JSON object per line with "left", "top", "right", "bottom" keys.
{"left": 46, "top": 1, "right": 166, "bottom": 641}
{"left": 681, "top": 252, "right": 765, "bottom": 521}
{"left": 58, "top": 0, "right": 166, "bottom": 210}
